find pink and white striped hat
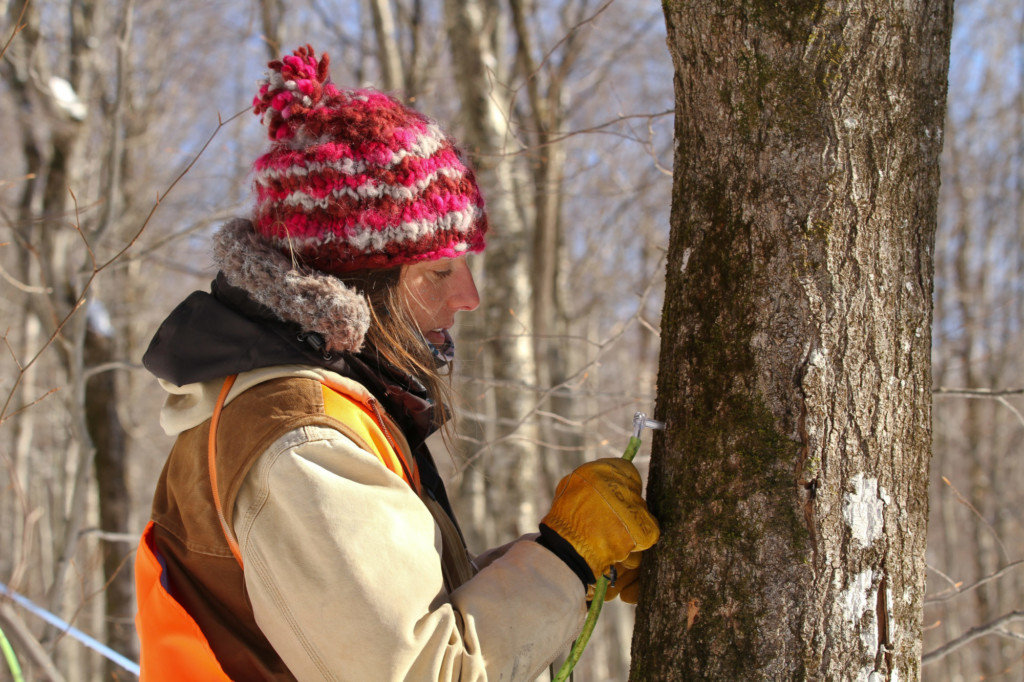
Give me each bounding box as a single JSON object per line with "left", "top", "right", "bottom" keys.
{"left": 249, "top": 45, "right": 487, "bottom": 274}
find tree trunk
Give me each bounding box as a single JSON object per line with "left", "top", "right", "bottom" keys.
{"left": 444, "top": 0, "right": 543, "bottom": 545}
{"left": 85, "top": 322, "right": 137, "bottom": 680}
{"left": 507, "top": 0, "right": 586, "bottom": 488}
{"left": 367, "top": 0, "right": 405, "bottom": 93}
{"left": 632, "top": 2, "right": 953, "bottom": 680}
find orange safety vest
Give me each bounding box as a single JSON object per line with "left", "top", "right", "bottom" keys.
{"left": 135, "top": 375, "right": 417, "bottom": 680}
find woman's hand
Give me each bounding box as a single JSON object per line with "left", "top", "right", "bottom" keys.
{"left": 540, "top": 458, "right": 659, "bottom": 590}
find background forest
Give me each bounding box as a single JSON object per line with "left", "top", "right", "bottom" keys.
{"left": 0, "top": 1, "right": 1019, "bottom": 681}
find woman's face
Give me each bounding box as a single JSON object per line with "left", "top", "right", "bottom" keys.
{"left": 400, "top": 256, "right": 480, "bottom": 345}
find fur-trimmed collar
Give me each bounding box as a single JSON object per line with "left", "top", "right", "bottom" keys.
{"left": 212, "top": 218, "right": 370, "bottom": 353}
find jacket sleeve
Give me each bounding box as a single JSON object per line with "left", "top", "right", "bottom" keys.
{"left": 233, "top": 424, "right": 586, "bottom": 682}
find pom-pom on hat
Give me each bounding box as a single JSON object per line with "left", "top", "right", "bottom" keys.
{"left": 249, "top": 44, "right": 487, "bottom": 274}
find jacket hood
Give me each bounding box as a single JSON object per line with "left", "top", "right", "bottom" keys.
{"left": 213, "top": 218, "right": 371, "bottom": 354}
{"left": 143, "top": 279, "right": 315, "bottom": 387}
{"left": 143, "top": 274, "right": 438, "bottom": 447}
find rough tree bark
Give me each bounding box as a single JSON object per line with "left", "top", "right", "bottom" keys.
{"left": 631, "top": 2, "right": 953, "bottom": 680}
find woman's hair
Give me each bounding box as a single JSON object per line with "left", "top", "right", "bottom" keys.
{"left": 341, "top": 267, "right": 456, "bottom": 440}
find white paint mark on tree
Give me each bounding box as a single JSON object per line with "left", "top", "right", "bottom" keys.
{"left": 842, "top": 569, "right": 890, "bottom": 673}
{"left": 841, "top": 569, "right": 875, "bottom": 625}
{"left": 843, "top": 473, "right": 887, "bottom": 547}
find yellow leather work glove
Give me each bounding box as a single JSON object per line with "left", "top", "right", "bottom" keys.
{"left": 540, "top": 458, "right": 659, "bottom": 586}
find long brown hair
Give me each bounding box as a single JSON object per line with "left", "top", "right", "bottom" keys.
{"left": 341, "top": 267, "right": 456, "bottom": 440}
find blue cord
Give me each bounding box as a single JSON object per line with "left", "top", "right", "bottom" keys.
{"left": 0, "top": 581, "right": 140, "bottom": 677}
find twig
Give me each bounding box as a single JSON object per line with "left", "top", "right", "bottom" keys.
{"left": 0, "top": 260, "right": 51, "bottom": 293}
{"left": 922, "top": 610, "right": 1024, "bottom": 665}
{"left": 644, "top": 117, "right": 673, "bottom": 177}
{"left": 933, "top": 386, "right": 1024, "bottom": 397}
{"left": 68, "top": 189, "right": 96, "bottom": 270}
{"left": 997, "top": 629, "right": 1024, "bottom": 644}
{"left": 0, "top": 388, "right": 59, "bottom": 423}
{"left": 933, "top": 387, "right": 1024, "bottom": 429}
{"left": 455, "top": 253, "right": 665, "bottom": 472}
{"left": 996, "top": 395, "right": 1024, "bottom": 430}
{"left": 0, "top": 173, "right": 36, "bottom": 188}
{"left": 0, "top": 0, "right": 30, "bottom": 63}
{"left": 81, "top": 361, "right": 141, "bottom": 380}
{"left": 76, "top": 528, "right": 139, "bottom": 543}
{"left": 925, "top": 563, "right": 962, "bottom": 594}
{"left": 925, "top": 559, "right": 1024, "bottom": 603}
{"left": 0, "top": 108, "right": 247, "bottom": 425}
{"left": 0, "top": 298, "right": 84, "bottom": 423}
{"left": 95, "top": 107, "right": 249, "bottom": 273}
{"left": 475, "top": 110, "right": 676, "bottom": 159}
{"left": 940, "top": 476, "right": 1011, "bottom": 564}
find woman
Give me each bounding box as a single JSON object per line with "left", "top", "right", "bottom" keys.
{"left": 134, "top": 45, "right": 658, "bottom": 681}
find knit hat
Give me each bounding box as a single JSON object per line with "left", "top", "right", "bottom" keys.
{"left": 212, "top": 45, "right": 488, "bottom": 355}
{"left": 249, "top": 44, "right": 487, "bottom": 274}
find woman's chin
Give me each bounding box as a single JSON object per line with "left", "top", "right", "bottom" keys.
{"left": 424, "top": 330, "right": 446, "bottom": 345}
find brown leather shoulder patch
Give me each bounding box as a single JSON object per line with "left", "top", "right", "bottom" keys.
{"left": 214, "top": 377, "right": 365, "bottom": 527}
{"left": 152, "top": 376, "right": 370, "bottom": 554}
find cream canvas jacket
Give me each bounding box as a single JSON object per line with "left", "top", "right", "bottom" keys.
{"left": 157, "top": 364, "right": 586, "bottom": 681}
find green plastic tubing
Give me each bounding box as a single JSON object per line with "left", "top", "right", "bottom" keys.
{"left": 0, "top": 624, "right": 25, "bottom": 682}
{"left": 552, "top": 434, "right": 643, "bottom": 682}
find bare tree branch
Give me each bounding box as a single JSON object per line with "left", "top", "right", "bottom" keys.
{"left": 926, "top": 559, "right": 1024, "bottom": 603}
{"left": 923, "top": 611, "right": 1024, "bottom": 665}
{"left": 0, "top": 107, "right": 247, "bottom": 424}
{"left": 934, "top": 386, "right": 1024, "bottom": 397}
{"left": 940, "top": 476, "right": 1012, "bottom": 564}
{"left": 455, "top": 252, "right": 664, "bottom": 472}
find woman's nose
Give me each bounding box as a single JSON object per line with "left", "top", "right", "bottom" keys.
{"left": 450, "top": 259, "right": 480, "bottom": 312}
